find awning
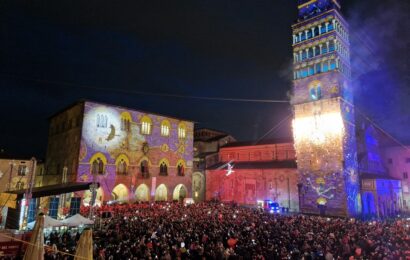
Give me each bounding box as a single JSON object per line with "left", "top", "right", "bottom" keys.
{"left": 2, "top": 182, "right": 99, "bottom": 201}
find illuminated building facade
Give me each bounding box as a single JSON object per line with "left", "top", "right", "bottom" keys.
{"left": 382, "top": 145, "right": 410, "bottom": 212}
{"left": 193, "top": 128, "right": 236, "bottom": 203}
{"left": 45, "top": 101, "right": 194, "bottom": 206}
{"left": 206, "top": 140, "right": 299, "bottom": 211}
{"left": 291, "top": 0, "right": 361, "bottom": 216}
{"left": 0, "top": 159, "right": 34, "bottom": 193}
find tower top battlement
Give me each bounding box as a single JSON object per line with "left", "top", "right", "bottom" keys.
{"left": 298, "top": 0, "right": 341, "bottom": 20}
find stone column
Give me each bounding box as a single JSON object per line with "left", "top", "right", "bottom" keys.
{"left": 325, "top": 22, "right": 329, "bottom": 33}
{"left": 318, "top": 25, "right": 322, "bottom": 35}
{"left": 319, "top": 44, "right": 323, "bottom": 55}
{"left": 312, "top": 46, "right": 316, "bottom": 57}
{"left": 311, "top": 27, "right": 315, "bottom": 38}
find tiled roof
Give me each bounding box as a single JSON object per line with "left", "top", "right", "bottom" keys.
{"left": 207, "top": 160, "right": 297, "bottom": 170}
{"left": 221, "top": 138, "right": 293, "bottom": 148}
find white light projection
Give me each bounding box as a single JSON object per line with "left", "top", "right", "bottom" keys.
{"left": 82, "top": 106, "right": 126, "bottom": 151}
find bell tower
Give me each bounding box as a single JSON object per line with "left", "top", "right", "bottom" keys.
{"left": 291, "top": 0, "right": 361, "bottom": 216}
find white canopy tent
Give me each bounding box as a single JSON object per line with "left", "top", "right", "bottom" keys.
{"left": 27, "top": 215, "right": 64, "bottom": 229}
{"left": 62, "top": 214, "right": 94, "bottom": 227}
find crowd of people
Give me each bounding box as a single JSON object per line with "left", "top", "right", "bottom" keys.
{"left": 40, "top": 202, "right": 410, "bottom": 259}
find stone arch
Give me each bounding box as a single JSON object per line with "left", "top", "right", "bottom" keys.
{"left": 135, "top": 184, "right": 150, "bottom": 202}
{"left": 155, "top": 184, "right": 168, "bottom": 201}
{"left": 192, "top": 172, "right": 205, "bottom": 203}
{"left": 83, "top": 187, "right": 104, "bottom": 206}
{"left": 173, "top": 184, "right": 188, "bottom": 201}
{"left": 111, "top": 184, "right": 129, "bottom": 202}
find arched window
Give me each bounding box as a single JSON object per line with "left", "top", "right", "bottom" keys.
{"left": 117, "top": 159, "right": 127, "bottom": 175}
{"left": 177, "top": 163, "right": 185, "bottom": 176}
{"left": 98, "top": 159, "right": 104, "bottom": 174}
{"left": 309, "top": 81, "right": 322, "bottom": 101}
{"left": 141, "top": 116, "right": 152, "bottom": 135}
{"left": 91, "top": 159, "right": 99, "bottom": 175}
{"left": 160, "top": 120, "right": 170, "bottom": 137}
{"left": 16, "top": 181, "right": 24, "bottom": 190}
{"left": 120, "top": 112, "right": 132, "bottom": 132}
{"left": 159, "top": 161, "right": 168, "bottom": 176}
{"left": 91, "top": 158, "right": 105, "bottom": 175}
{"left": 140, "top": 160, "right": 149, "bottom": 178}
{"left": 178, "top": 123, "right": 186, "bottom": 139}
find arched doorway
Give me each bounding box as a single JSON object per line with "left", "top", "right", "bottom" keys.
{"left": 111, "top": 184, "right": 129, "bottom": 202}
{"left": 83, "top": 187, "right": 104, "bottom": 206}
{"left": 155, "top": 184, "right": 168, "bottom": 201}
{"left": 135, "top": 184, "right": 150, "bottom": 202}
{"left": 362, "top": 192, "right": 375, "bottom": 218}
{"left": 192, "top": 172, "right": 205, "bottom": 203}
{"left": 173, "top": 184, "right": 188, "bottom": 202}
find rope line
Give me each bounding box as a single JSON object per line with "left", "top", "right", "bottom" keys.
{"left": 0, "top": 233, "right": 88, "bottom": 259}
{"left": 0, "top": 73, "right": 289, "bottom": 104}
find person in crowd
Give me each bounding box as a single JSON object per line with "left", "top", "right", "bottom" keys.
{"left": 40, "top": 202, "right": 409, "bottom": 259}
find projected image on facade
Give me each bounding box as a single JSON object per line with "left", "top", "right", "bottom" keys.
{"left": 76, "top": 101, "right": 194, "bottom": 204}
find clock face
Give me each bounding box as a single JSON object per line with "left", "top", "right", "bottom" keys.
{"left": 82, "top": 106, "right": 126, "bottom": 151}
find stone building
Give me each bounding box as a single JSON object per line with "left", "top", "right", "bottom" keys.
{"left": 291, "top": 0, "right": 361, "bottom": 217}
{"left": 206, "top": 140, "right": 299, "bottom": 211}
{"left": 382, "top": 146, "right": 410, "bottom": 212}
{"left": 355, "top": 122, "right": 403, "bottom": 218}
{"left": 44, "top": 100, "right": 194, "bottom": 206}
{"left": 0, "top": 158, "right": 38, "bottom": 228}
{"left": 290, "top": 0, "right": 403, "bottom": 217}
{"left": 193, "top": 128, "right": 236, "bottom": 202}
{"left": 0, "top": 158, "right": 35, "bottom": 193}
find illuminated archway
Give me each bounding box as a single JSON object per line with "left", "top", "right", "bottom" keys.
{"left": 173, "top": 184, "right": 188, "bottom": 201}
{"left": 111, "top": 184, "right": 129, "bottom": 202}
{"left": 155, "top": 184, "right": 168, "bottom": 201}
{"left": 83, "top": 187, "right": 104, "bottom": 206}
{"left": 135, "top": 184, "right": 150, "bottom": 202}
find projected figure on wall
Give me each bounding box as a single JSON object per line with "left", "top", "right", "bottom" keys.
{"left": 307, "top": 177, "right": 335, "bottom": 202}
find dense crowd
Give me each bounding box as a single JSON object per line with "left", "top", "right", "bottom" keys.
{"left": 40, "top": 202, "right": 410, "bottom": 259}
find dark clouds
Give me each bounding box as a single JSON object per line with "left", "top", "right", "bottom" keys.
{"left": 0, "top": 0, "right": 408, "bottom": 158}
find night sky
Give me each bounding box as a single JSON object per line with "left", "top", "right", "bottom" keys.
{"left": 0, "top": 0, "right": 409, "bottom": 158}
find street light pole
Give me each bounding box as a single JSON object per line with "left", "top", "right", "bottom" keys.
{"left": 22, "top": 157, "right": 36, "bottom": 230}
{"left": 8, "top": 161, "right": 15, "bottom": 192}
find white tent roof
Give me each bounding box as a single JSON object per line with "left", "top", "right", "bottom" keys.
{"left": 27, "top": 215, "right": 64, "bottom": 229}
{"left": 62, "top": 214, "right": 94, "bottom": 227}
